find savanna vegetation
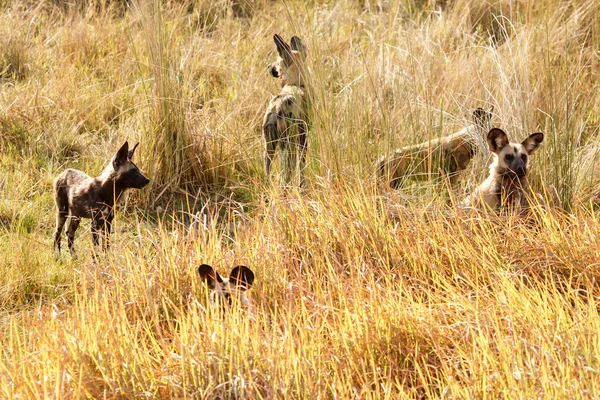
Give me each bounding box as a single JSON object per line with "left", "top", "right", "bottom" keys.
{"left": 1, "top": 0, "right": 600, "bottom": 397}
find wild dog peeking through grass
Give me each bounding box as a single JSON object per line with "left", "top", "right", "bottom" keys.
{"left": 378, "top": 107, "right": 493, "bottom": 188}
{"left": 53, "top": 141, "right": 150, "bottom": 258}
{"left": 198, "top": 264, "right": 255, "bottom": 309}
{"left": 263, "top": 34, "right": 309, "bottom": 186}
{"left": 464, "top": 128, "right": 544, "bottom": 212}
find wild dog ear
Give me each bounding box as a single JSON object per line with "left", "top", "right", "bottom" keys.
{"left": 198, "top": 264, "right": 223, "bottom": 290}
{"left": 521, "top": 132, "right": 544, "bottom": 154}
{"left": 229, "top": 265, "right": 255, "bottom": 291}
{"left": 487, "top": 128, "right": 509, "bottom": 154}
{"left": 127, "top": 142, "right": 139, "bottom": 160}
{"left": 114, "top": 141, "right": 129, "bottom": 166}
{"left": 274, "top": 34, "right": 293, "bottom": 64}
{"left": 290, "top": 36, "right": 306, "bottom": 60}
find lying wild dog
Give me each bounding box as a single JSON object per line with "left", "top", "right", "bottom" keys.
{"left": 464, "top": 128, "right": 544, "bottom": 212}
{"left": 378, "top": 107, "right": 493, "bottom": 188}
{"left": 263, "top": 34, "right": 309, "bottom": 186}
{"left": 53, "top": 141, "right": 150, "bottom": 258}
{"left": 197, "top": 264, "right": 255, "bottom": 309}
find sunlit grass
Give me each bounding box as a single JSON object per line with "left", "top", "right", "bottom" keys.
{"left": 1, "top": 0, "right": 600, "bottom": 397}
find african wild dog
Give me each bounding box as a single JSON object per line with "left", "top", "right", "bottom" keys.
{"left": 197, "top": 264, "right": 255, "bottom": 309}
{"left": 53, "top": 141, "right": 150, "bottom": 258}
{"left": 464, "top": 128, "right": 544, "bottom": 212}
{"left": 263, "top": 34, "right": 309, "bottom": 186}
{"left": 378, "top": 107, "right": 493, "bottom": 188}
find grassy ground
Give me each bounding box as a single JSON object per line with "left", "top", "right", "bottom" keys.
{"left": 1, "top": 0, "right": 600, "bottom": 397}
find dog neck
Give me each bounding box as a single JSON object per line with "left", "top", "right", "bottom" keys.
{"left": 95, "top": 165, "right": 128, "bottom": 208}
{"left": 493, "top": 166, "right": 528, "bottom": 208}
{"left": 281, "top": 81, "right": 305, "bottom": 90}
{"left": 280, "top": 64, "right": 308, "bottom": 89}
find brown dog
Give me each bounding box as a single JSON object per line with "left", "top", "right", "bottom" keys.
{"left": 197, "top": 264, "right": 255, "bottom": 309}
{"left": 378, "top": 107, "right": 493, "bottom": 188}
{"left": 464, "top": 128, "right": 544, "bottom": 212}
{"left": 53, "top": 141, "right": 150, "bottom": 258}
{"left": 263, "top": 34, "right": 309, "bottom": 186}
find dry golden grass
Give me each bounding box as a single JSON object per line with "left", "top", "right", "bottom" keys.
{"left": 1, "top": 0, "right": 600, "bottom": 397}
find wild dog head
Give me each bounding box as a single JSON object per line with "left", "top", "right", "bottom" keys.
{"left": 487, "top": 128, "right": 544, "bottom": 178}
{"left": 109, "top": 141, "right": 150, "bottom": 190}
{"left": 198, "top": 264, "right": 255, "bottom": 308}
{"left": 53, "top": 140, "right": 151, "bottom": 259}
{"left": 268, "top": 34, "right": 307, "bottom": 87}
{"left": 472, "top": 106, "right": 493, "bottom": 131}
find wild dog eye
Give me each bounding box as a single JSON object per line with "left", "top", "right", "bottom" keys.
{"left": 504, "top": 154, "right": 514, "bottom": 161}
{"left": 521, "top": 154, "right": 527, "bottom": 162}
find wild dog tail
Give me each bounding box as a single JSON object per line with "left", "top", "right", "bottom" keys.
{"left": 377, "top": 154, "right": 397, "bottom": 188}
{"left": 377, "top": 148, "right": 406, "bottom": 177}
{"left": 53, "top": 173, "right": 69, "bottom": 212}
{"left": 53, "top": 173, "right": 64, "bottom": 197}
{"left": 376, "top": 154, "right": 402, "bottom": 189}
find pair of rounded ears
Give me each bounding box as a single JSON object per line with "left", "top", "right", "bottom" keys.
{"left": 198, "top": 264, "right": 255, "bottom": 291}
{"left": 487, "top": 128, "right": 544, "bottom": 154}
{"left": 274, "top": 34, "right": 307, "bottom": 63}
{"left": 114, "top": 141, "right": 140, "bottom": 166}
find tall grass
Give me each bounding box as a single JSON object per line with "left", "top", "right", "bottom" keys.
{"left": 1, "top": 0, "right": 600, "bottom": 397}
{"left": 136, "top": 0, "right": 193, "bottom": 200}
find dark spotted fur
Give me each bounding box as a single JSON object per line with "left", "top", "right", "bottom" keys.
{"left": 263, "top": 34, "right": 309, "bottom": 186}
{"left": 53, "top": 141, "right": 150, "bottom": 258}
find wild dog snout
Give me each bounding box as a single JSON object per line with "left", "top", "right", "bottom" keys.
{"left": 503, "top": 153, "right": 527, "bottom": 177}
{"left": 132, "top": 172, "right": 150, "bottom": 189}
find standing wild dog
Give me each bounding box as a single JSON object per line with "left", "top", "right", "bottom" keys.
{"left": 263, "top": 34, "right": 309, "bottom": 186}
{"left": 53, "top": 141, "right": 150, "bottom": 258}
{"left": 464, "top": 128, "right": 544, "bottom": 212}
{"left": 197, "top": 264, "right": 255, "bottom": 309}
{"left": 378, "top": 107, "right": 493, "bottom": 188}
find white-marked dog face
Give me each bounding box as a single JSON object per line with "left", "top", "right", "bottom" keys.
{"left": 197, "top": 264, "right": 255, "bottom": 308}
{"left": 487, "top": 128, "right": 544, "bottom": 178}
